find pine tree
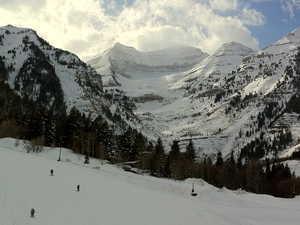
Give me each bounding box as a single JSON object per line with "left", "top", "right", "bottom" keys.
{"left": 167, "top": 140, "right": 181, "bottom": 179}
{"left": 84, "top": 152, "right": 90, "bottom": 164}
{"left": 216, "top": 151, "right": 223, "bottom": 167}
{"left": 150, "top": 138, "right": 165, "bottom": 176}
{"left": 169, "top": 140, "right": 180, "bottom": 160}
{"left": 186, "top": 139, "right": 196, "bottom": 161}
{"left": 131, "top": 132, "right": 146, "bottom": 161}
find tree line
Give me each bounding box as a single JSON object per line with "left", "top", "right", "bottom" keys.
{"left": 136, "top": 138, "right": 300, "bottom": 198}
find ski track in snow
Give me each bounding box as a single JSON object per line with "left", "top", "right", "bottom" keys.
{"left": 0, "top": 138, "right": 300, "bottom": 225}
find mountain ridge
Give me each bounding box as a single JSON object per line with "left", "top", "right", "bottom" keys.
{"left": 88, "top": 26, "right": 300, "bottom": 159}
{"left": 89, "top": 42, "right": 209, "bottom": 87}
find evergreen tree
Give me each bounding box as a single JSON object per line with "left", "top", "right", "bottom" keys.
{"left": 169, "top": 140, "right": 180, "bottom": 161}
{"left": 150, "top": 138, "right": 165, "bottom": 176}
{"left": 216, "top": 151, "right": 223, "bottom": 167}
{"left": 186, "top": 139, "right": 196, "bottom": 162}
{"left": 131, "top": 132, "right": 146, "bottom": 161}
{"left": 84, "top": 152, "right": 90, "bottom": 164}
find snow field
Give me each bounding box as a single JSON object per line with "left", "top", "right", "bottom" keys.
{"left": 0, "top": 138, "right": 300, "bottom": 225}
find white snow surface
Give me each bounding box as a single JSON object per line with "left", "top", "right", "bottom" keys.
{"left": 173, "top": 42, "right": 255, "bottom": 90}
{"left": 1, "top": 137, "right": 300, "bottom": 225}
{"left": 286, "top": 160, "right": 300, "bottom": 177}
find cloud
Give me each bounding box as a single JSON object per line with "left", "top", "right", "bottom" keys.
{"left": 239, "top": 8, "right": 265, "bottom": 26}
{"left": 209, "top": 0, "right": 238, "bottom": 11}
{"left": 281, "top": 0, "right": 300, "bottom": 18}
{"left": 0, "top": 0, "right": 265, "bottom": 58}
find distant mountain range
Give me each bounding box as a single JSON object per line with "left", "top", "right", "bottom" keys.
{"left": 89, "top": 27, "right": 300, "bottom": 160}
{"left": 1, "top": 24, "right": 300, "bottom": 160}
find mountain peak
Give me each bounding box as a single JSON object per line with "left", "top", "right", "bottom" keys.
{"left": 285, "top": 26, "right": 300, "bottom": 43}
{"left": 111, "top": 42, "right": 136, "bottom": 52}
{"left": 89, "top": 43, "right": 209, "bottom": 83}
{"left": 0, "top": 24, "right": 35, "bottom": 35}
{"left": 219, "top": 41, "right": 253, "bottom": 51}
{"left": 214, "top": 41, "right": 254, "bottom": 57}
{"left": 289, "top": 26, "right": 300, "bottom": 36}
{"left": 263, "top": 26, "right": 300, "bottom": 54}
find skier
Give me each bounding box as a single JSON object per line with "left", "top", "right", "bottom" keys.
{"left": 30, "top": 208, "right": 35, "bottom": 218}
{"left": 77, "top": 184, "right": 80, "bottom": 192}
{"left": 191, "top": 183, "right": 198, "bottom": 196}
{"left": 50, "top": 169, "right": 54, "bottom": 176}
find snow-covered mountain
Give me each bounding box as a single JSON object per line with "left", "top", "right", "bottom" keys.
{"left": 89, "top": 43, "right": 208, "bottom": 87}
{"left": 263, "top": 27, "right": 300, "bottom": 54}
{"left": 89, "top": 27, "right": 300, "bottom": 160}
{"left": 175, "top": 27, "right": 300, "bottom": 157}
{"left": 0, "top": 25, "right": 140, "bottom": 135}
{"left": 172, "top": 42, "right": 255, "bottom": 93}
{"left": 0, "top": 25, "right": 104, "bottom": 114}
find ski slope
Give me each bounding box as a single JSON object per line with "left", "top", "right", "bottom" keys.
{"left": 0, "top": 138, "right": 300, "bottom": 225}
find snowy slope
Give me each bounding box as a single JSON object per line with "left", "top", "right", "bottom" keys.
{"left": 0, "top": 25, "right": 103, "bottom": 114}
{"left": 89, "top": 43, "right": 208, "bottom": 86}
{"left": 263, "top": 27, "right": 300, "bottom": 54}
{"left": 1, "top": 138, "right": 300, "bottom": 225}
{"left": 173, "top": 42, "right": 255, "bottom": 92}
{"left": 286, "top": 160, "right": 300, "bottom": 177}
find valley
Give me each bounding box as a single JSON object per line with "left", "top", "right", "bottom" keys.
{"left": 89, "top": 28, "right": 300, "bottom": 159}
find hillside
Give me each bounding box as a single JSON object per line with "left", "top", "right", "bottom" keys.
{"left": 1, "top": 138, "right": 300, "bottom": 225}
{"left": 0, "top": 25, "right": 140, "bottom": 124}
{"left": 174, "top": 42, "right": 255, "bottom": 92}
{"left": 0, "top": 25, "right": 104, "bottom": 115}
{"left": 0, "top": 25, "right": 143, "bottom": 127}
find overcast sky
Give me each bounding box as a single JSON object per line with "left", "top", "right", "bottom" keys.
{"left": 0, "top": 0, "right": 300, "bottom": 59}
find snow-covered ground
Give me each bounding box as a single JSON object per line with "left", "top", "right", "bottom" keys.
{"left": 1, "top": 138, "right": 300, "bottom": 225}
{"left": 285, "top": 160, "right": 300, "bottom": 177}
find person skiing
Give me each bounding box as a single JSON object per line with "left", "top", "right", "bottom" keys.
{"left": 50, "top": 169, "right": 54, "bottom": 176}
{"left": 30, "top": 208, "right": 35, "bottom": 218}
{"left": 77, "top": 184, "right": 80, "bottom": 192}
{"left": 191, "top": 183, "right": 198, "bottom": 196}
